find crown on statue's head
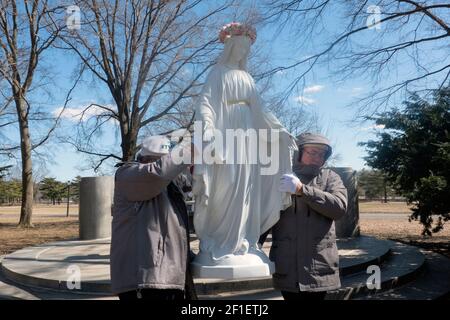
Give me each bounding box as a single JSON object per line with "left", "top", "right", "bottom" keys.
{"left": 219, "top": 22, "right": 257, "bottom": 45}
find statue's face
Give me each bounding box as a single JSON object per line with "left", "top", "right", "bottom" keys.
{"left": 229, "top": 36, "right": 251, "bottom": 63}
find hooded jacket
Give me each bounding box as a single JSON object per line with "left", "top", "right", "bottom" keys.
{"left": 270, "top": 133, "right": 348, "bottom": 292}
{"left": 110, "top": 154, "right": 191, "bottom": 294}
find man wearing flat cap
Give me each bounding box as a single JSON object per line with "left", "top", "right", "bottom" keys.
{"left": 110, "top": 135, "right": 197, "bottom": 300}
{"left": 269, "top": 132, "right": 348, "bottom": 300}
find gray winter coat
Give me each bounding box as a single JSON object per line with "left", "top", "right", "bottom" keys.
{"left": 110, "top": 155, "right": 190, "bottom": 294}
{"left": 270, "top": 133, "right": 348, "bottom": 292}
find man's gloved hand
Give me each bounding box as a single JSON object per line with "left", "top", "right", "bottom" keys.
{"left": 279, "top": 173, "right": 303, "bottom": 194}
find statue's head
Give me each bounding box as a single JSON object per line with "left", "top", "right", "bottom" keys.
{"left": 217, "top": 22, "right": 256, "bottom": 71}
{"left": 228, "top": 36, "right": 251, "bottom": 63}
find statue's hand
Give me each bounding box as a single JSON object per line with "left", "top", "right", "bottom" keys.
{"left": 203, "top": 127, "right": 215, "bottom": 142}
{"left": 192, "top": 174, "right": 206, "bottom": 195}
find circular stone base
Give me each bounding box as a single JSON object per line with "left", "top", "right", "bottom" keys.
{"left": 1, "top": 235, "right": 394, "bottom": 295}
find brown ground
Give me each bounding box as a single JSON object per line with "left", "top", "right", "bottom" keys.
{"left": 0, "top": 204, "right": 79, "bottom": 256}
{"left": 359, "top": 201, "right": 450, "bottom": 258}
{"left": 359, "top": 201, "right": 415, "bottom": 213}
{"left": 0, "top": 202, "right": 449, "bottom": 258}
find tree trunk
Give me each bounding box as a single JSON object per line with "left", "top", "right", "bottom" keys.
{"left": 121, "top": 138, "right": 134, "bottom": 162}
{"left": 17, "top": 98, "right": 34, "bottom": 228}
{"left": 120, "top": 120, "right": 138, "bottom": 162}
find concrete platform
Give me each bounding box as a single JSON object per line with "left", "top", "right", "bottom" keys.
{"left": 1, "top": 235, "right": 394, "bottom": 297}
{"left": 356, "top": 250, "right": 450, "bottom": 300}
{"left": 328, "top": 242, "right": 426, "bottom": 299}
{"left": 1, "top": 239, "right": 111, "bottom": 294}
{"left": 196, "top": 246, "right": 450, "bottom": 300}
{"left": 0, "top": 255, "right": 115, "bottom": 300}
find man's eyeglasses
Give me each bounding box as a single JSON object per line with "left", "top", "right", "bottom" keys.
{"left": 303, "top": 149, "right": 326, "bottom": 159}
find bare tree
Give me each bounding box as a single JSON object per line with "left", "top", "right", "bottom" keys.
{"left": 52, "top": 0, "right": 242, "bottom": 170}
{"left": 0, "top": 0, "right": 72, "bottom": 227}
{"left": 261, "top": 0, "right": 450, "bottom": 118}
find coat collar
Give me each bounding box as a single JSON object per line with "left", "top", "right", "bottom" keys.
{"left": 294, "top": 163, "right": 324, "bottom": 178}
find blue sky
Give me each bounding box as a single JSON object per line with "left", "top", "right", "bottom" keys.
{"left": 2, "top": 1, "right": 445, "bottom": 182}
{"left": 46, "top": 43, "right": 377, "bottom": 181}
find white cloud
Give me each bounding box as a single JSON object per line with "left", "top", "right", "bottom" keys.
{"left": 350, "top": 87, "right": 364, "bottom": 96}
{"left": 359, "top": 124, "right": 385, "bottom": 131}
{"left": 293, "top": 85, "right": 324, "bottom": 105}
{"left": 294, "top": 96, "right": 316, "bottom": 105}
{"left": 337, "top": 86, "right": 365, "bottom": 96}
{"left": 53, "top": 104, "right": 117, "bottom": 123}
{"left": 304, "top": 85, "right": 324, "bottom": 94}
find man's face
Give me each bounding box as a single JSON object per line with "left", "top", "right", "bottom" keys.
{"left": 300, "top": 146, "right": 327, "bottom": 167}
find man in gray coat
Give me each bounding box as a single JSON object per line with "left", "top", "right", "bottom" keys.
{"left": 110, "top": 135, "right": 196, "bottom": 300}
{"left": 270, "top": 132, "right": 348, "bottom": 300}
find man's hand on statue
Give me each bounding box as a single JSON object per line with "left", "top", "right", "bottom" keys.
{"left": 279, "top": 174, "right": 302, "bottom": 194}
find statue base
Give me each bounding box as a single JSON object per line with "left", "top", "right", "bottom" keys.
{"left": 191, "top": 247, "right": 274, "bottom": 279}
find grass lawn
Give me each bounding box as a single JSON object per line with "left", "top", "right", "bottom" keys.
{"left": 0, "top": 204, "right": 79, "bottom": 256}
{"left": 359, "top": 201, "right": 450, "bottom": 258}
{"left": 359, "top": 200, "right": 414, "bottom": 213}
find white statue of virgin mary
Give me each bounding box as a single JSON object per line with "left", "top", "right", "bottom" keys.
{"left": 192, "top": 23, "right": 297, "bottom": 278}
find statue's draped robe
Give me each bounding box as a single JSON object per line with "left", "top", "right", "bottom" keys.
{"left": 193, "top": 65, "right": 297, "bottom": 261}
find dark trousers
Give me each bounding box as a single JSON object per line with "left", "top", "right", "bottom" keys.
{"left": 118, "top": 288, "right": 185, "bottom": 301}
{"left": 258, "top": 229, "right": 271, "bottom": 246}
{"left": 281, "top": 290, "right": 327, "bottom": 301}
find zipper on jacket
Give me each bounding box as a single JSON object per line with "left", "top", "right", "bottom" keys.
{"left": 294, "top": 195, "right": 297, "bottom": 213}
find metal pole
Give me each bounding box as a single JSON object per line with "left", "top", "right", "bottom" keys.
{"left": 66, "top": 181, "right": 70, "bottom": 217}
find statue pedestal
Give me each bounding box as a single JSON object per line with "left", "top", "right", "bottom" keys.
{"left": 191, "top": 247, "right": 274, "bottom": 279}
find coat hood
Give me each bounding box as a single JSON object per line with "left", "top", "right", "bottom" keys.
{"left": 292, "top": 133, "right": 332, "bottom": 178}
{"left": 296, "top": 132, "right": 332, "bottom": 160}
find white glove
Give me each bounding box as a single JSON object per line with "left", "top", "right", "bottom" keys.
{"left": 279, "top": 173, "right": 302, "bottom": 194}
